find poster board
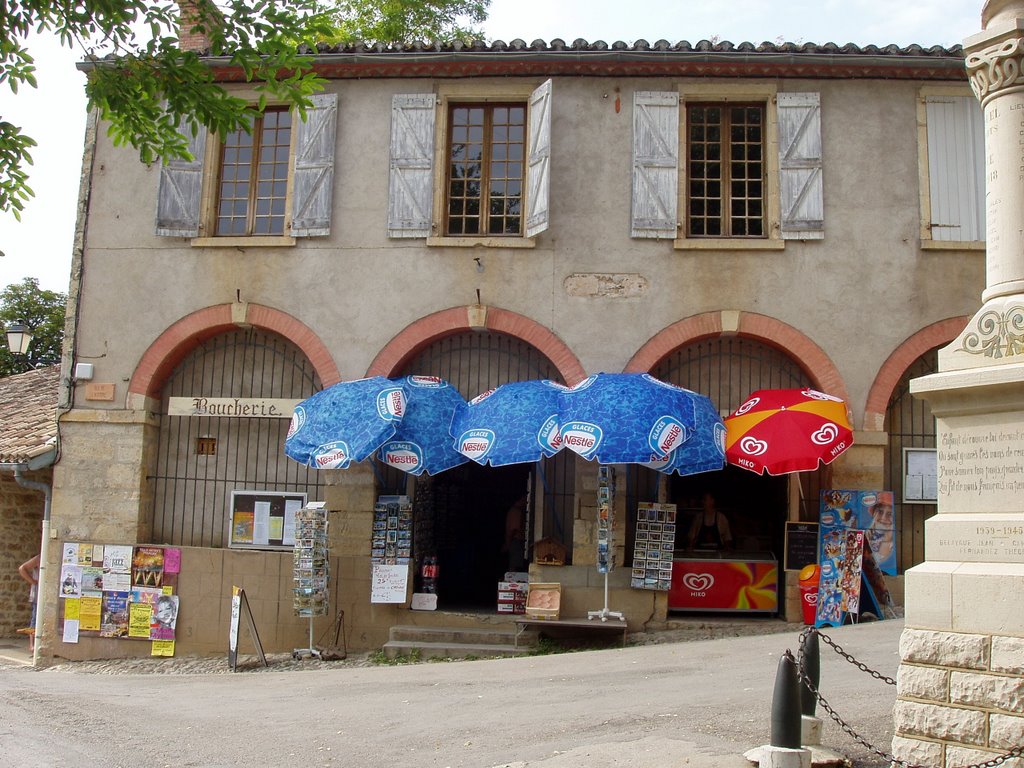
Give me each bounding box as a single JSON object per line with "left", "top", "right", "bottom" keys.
{"left": 784, "top": 522, "right": 819, "bottom": 571}
{"left": 228, "top": 490, "right": 306, "bottom": 550}
{"left": 903, "top": 448, "right": 938, "bottom": 504}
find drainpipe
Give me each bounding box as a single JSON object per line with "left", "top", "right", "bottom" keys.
{"left": 8, "top": 460, "right": 54, "bottom": 666}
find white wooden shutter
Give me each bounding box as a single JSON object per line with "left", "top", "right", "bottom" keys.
{"left": 525, "top": 79, "right": 552, "bottom": 238}
{"left": 632, "top": 91, "right": 679, "bottom": 238}
{"left": 778, "top": 92, "right": 824, "bottom": 240}
{"left": 155, "top": 119, "right": 207, "bottom": 237}
{"left": 925, "top": 95, "right": 985, "bottom": 242}
{"left": 291, "top": 93, "right": 338, "bottom": 237}
{"left": 388, "top": 94, "right": 436, "bottom": 238}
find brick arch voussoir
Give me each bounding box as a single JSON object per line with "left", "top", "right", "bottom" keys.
{"left": 627, "top": 310, "right": 849, "bottom": 402}
{"left": 863, "top": 316, "right": 970, "bottom": 432}
{"left": 366, "top": 306, "right": 587, "bottom": 385}
{"left": 128, "top": 304, "right": 340, "bottom": 399}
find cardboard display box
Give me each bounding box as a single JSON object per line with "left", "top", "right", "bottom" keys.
{"left": 525, "top": 582, "right": 561, "bottom": 620}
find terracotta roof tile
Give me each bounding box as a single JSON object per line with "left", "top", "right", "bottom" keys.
{"left": 0, "top": 365, "right": 60, "bottom": 465}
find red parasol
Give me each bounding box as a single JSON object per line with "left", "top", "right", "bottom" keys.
{"left": 724, "top": 388, "right": 853, "bottom": 475}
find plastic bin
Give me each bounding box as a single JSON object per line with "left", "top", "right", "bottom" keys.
{"left": 798, "top": 564, "right": 821, "bottom": 625}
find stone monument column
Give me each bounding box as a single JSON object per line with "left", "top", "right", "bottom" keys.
{"left": 893, "top": 2, "right": 1024, "bottom": 766}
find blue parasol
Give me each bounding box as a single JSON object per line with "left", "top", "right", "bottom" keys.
{"left": 557, "top": 373, "right": 698, "bottom": 464}
{"left": 646, "top": 390, "right": 726, "bottom": 476}
{"left": 377, "top": 376, "right": 469, "bottom": 476}
{"left": 285, "top": 376, "right": 406, "bottom": 469}
{"left": 450, "top": 379, "right": 567, "bottom": 466}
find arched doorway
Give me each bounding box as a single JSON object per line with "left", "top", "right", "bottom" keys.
{"left": 883, "top": 347, "right": 939, "bottom": 573}
{"left": 630, "top": 336, "right": 827, "bottom": 615}
{"left": 149, "top": 328, "right": 324, "bottom": 547}
{"left": 384, "top": 330, "right": 574, "bottom": 609}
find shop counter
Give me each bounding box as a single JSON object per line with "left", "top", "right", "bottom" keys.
{"left": 668, "top": 552, "right": 778, "bottom": 613}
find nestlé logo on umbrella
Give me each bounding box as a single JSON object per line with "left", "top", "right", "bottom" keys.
{"left": 458, "top": 429, "right": 495, "bottom": 461}
{"left": 379, "top": 440, "right": 424, "bottom": 473}
{"left": 287, "top": 406, "right": 306, "bottom": 439}
{"left": 536, "top": 415, "right": 562, "bottom": 453}
{"left": 561, "top": 421, "right": 603, "bottom": 459}
{"left": 313, "top": 441, "right": 351, "bottom": 469}
{"left": 376, "top": 387, "right": 406, "bottom": 422}
{"left": 647, "top": 415, "right": 687, "bottom": 458}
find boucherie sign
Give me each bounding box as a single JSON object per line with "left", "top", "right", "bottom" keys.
{"left": 168, "top": 397, "right": 301, "bottom": 418}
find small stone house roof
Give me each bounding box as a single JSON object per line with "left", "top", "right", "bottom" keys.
{"left": 0, "top": 365, "right": 60, "bottom": 466}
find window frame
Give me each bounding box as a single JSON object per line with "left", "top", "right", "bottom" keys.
{"left": 685, "top": 100, "right": 769, "bottom": 239}
{"left": 443, "top": 100, "right": 528, "bottom": 238}
{"left": 211, "top": 105, "right": 295, "bottom": 240}
{"left": 674, "top": 83, "right": 784, "bottom": 251}
{"left": 427, "top": 81, "right": 541, "bottom": 248}
{"left": 193, "top": 100, "right": 299, "bottom": 247}
{"left": 917, "top": 85, "right": 986, "bottom": 252}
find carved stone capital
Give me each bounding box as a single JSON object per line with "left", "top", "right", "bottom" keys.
{"left": 966, "top": 35, "right": 1024, "bottom": 101}
{"left": 941, "top": 295, "right": 1024, "bottom": 370}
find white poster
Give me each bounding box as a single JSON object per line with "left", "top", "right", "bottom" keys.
{"left": 370, "top": 564, "right": 409, "bottom": 604}
{"left": 283, "top": 498, "right": 302, "bottom": 545}
{"left": 103, "top": 545, "right": 133, "bottom": 574}
{"left": 62, "top": 618, "right": 80, "bottom": 644}
{"left": 253, "top": 501, "right": 271, "bottom": 546}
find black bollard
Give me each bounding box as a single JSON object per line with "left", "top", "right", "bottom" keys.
{"left": 770, "top": 650, "right": 803, "bottom": 749}
{"left": 800, "top": 630, "right": 820, "bottom": 717}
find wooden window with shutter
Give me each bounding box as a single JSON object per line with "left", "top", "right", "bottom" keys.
{"left": 686, "top": 103, "right": 766, "bottom": 238}
{"left": 445, "top": 102, "right": 526, "bottom": 236}
{"left": 215, "top": 107, "right": 292, "bottom": 236}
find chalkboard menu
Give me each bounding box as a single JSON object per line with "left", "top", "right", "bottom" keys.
{"left": 784, "top": 522, "right": 819, "bottom": 571}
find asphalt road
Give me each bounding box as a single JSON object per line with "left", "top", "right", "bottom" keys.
{"left": 0, "top": 619, "right": 902, "bottom": 768}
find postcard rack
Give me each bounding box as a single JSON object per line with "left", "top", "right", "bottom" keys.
{"left": 589, "top": 466, "right": 624, "bottom": 622}
{"left": 292, "top": 503, "right": 329, "bottom": 660}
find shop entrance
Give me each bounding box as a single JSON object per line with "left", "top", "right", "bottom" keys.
{"left": 668, "top": 467, "right": 788, "bottom": 556}
{"left": 420, "top": 463, "right": 532, "bottom": 610}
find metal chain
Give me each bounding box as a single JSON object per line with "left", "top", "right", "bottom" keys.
{"left": 794, "top": 628, "right": 1024, "bottom": 768}
{"left": 798, "top": 626, "right": 896, "bottom": 686}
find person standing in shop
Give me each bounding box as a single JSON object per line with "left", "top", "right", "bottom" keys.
{"left": 687, "top": 492, "right": 733, "bottom": 551}
{"left": 504, "top": 495, "right": 528, "bottom": 571}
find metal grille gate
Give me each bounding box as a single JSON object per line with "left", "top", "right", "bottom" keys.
{"left": 638, "top": 335, "right": 825, "bottom": 520}
{"left": 389, "top": 330, "right": 575, "bottom": 547}
{"left": 150, "top": 329, "right": 324, "bottom": 548}
{"left": 884, "top": 347, "right": 939, "bottom": 573}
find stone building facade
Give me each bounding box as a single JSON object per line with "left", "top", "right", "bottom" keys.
{"left": 37, "top": 35, "right": 987, "bottom": 663}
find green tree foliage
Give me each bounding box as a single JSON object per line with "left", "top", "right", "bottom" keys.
{"left": 319, "top": 0, "right": 489, "bottom": 45}
{"left": 0, "top": 0, "right": 335, "bottom": 219}
{"left": 0, "top": 278, "right": 67, "bottom": 376}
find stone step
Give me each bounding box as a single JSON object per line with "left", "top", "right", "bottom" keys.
{"left": 383, "top": 624, "right": 538, "bottom": 659}
{"left": 381, "top": 639, "right": 529, "bottom": 660}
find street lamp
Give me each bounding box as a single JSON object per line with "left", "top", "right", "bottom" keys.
{"left": 5, "top": 322, "right": 33, "bottom": 357}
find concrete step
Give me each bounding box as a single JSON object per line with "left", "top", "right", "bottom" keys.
{"left": 383, "top": 624, "right": 538, "bottom": 659}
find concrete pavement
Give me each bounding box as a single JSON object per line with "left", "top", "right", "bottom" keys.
{"left": 0, "top": 618, "right": 902, "bottom": 767}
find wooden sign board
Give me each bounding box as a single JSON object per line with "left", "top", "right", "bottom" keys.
{"left": 228, "top": 586, "right": 267, "bottom": 671}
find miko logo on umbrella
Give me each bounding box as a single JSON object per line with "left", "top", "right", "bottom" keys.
{"left": 378, "top": 441, "right": 424, "bottom": 474}
{"left": 458, "top": 429, "right": 495, "bottom": 461}
{"left": 811, "top": 423, "right": 840, "bottom": 445}
{"left": 739, "top": 436, "right": 769, "bottom": 456}
{"left": 376, "top": 387, "right": 406, "bottom": 422}
{"left": 313, "top": 441, "right": 351, "bottom": 469}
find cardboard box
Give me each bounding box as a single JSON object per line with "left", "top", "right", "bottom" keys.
{"left": 525, "top": 582, "right": 561, "bottom": 620}
{"left": 497, "top": 601, "right": 526, "bottom": 614}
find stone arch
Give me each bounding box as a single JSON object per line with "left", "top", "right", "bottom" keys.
{"left": 862, "top": 316, "right": 970, "bottom": 432}
{"left": 625, "top": 310, "right": 850, "bottom": 402}
{"left": 365, "top": 305, "right": 587, "bottom": 384}
{"left": 128, "top": 303, "right": 341, "bottom": 400}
